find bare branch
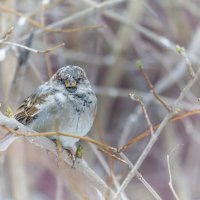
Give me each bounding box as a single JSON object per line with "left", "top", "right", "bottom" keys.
{"left": 120, "top": 153, "right": 162, "bottom": 200}
{"left": 0, "top": 41, "right": 65, "bottom": 54}
{"left": 0, "top": 6, "right": 105, "bottom": 34}
{"left": 176, "top": 45, "right": 196, "bottom": 78}
{"left": 98, "top": 148, "right": 128, "bottom": 165}
{"left": 166, "top": 144, "right": 183, "bottom": 200}
{"left": 113, "top": 67, "right": 200, "bottom": 200}
{"left": 118, "top": 108, "right": 200, "bottom": 152}
{"left": 167, "top": 155, "right": 180, "bottom": 200}
{"left": 129, "top": 93, "right": 154, "bottom": 135}
{"left": 0, "top": 124, "right": 117, "bottom": 153}
{"left": 136, "top": 60, "right": 172, "bottom": 112}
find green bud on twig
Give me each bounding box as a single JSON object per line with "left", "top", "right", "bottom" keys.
{"left": 136, "top": 59, "right": 143, "bottom": 69}
{"left": 5, "top": 106, "right": 13, "bottom": 118}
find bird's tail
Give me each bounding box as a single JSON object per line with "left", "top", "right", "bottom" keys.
{"left": 0, "top": 133, "right": 19, "bottom": 151}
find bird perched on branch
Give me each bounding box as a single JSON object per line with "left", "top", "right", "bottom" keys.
{"left": 0, "top": 66, "right": 97, "bottom": 154}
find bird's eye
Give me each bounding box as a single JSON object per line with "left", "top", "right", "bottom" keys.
{"left": 65, "top": 79, "right": 77, "bottom": 88}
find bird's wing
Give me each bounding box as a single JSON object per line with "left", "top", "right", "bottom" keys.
{"left": 14, "top": 86, "right": 57, "bottom": 125}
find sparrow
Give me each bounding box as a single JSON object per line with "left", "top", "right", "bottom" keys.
{"left": 13, "top": 65, "right": 97, "bottom": 148}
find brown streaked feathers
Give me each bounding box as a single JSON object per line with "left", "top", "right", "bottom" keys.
{"left": 14, "top": 92, "right": 49, "bottom": 125}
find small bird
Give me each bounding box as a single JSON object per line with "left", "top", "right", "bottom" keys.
{"left": 13, "top": 65, "right": 97, "bottom": 148}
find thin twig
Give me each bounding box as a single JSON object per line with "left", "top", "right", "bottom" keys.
{"left": 136, "top": 171, "right": 162, "bottom": 200}
{"left": 129, "top": 93, "right": 154, "bottom": 135}
{"left": 1, "top": 124, "right": 128, "bottom": 166}
{"left": 118, "top": 108, "right": 200, "bottom": 152}
{"left": 136, "top": 60, "right": 172, "bottom": 112}
{"left": 0, "top": 125, "right": 117, "bottom": 153}
{"left": 94, "top": 86, "right": 200, "bottom": 110}
{"left": 167, "top": 144, "right": 183, "bottom": 200}
{"left": 176, "top": 45, "right": 196, "bottom": 78}
{"left": 167, "top": 155, "right": 180, "bottom": 200}
{"left": 89, "top": 144, "right": 129, "bottom": 200}
{"left": 16, "top": 0, "right": 127, "bottom": 44}
{"left": 0, "top": 6, "right": 105, "bottom": 34}
{"left": 98, "top": 148, "right": 128, "bottom": 165}
{"left": 43, "top": 24, "right": 106, "bottom": 33}
{"left": 120, "top": 153, "right": 162, "bottom": 200}
{"left": 40, "top": 3, "right": 53, "bottom": 78}
{"left": 0, "top": 41, "right": 65, "bottom": 54}
{"left": 117, "top": 131, "right": 149, "bottom": 153}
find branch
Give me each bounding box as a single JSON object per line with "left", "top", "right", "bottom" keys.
{"left": 0, "top": 6, "right": 105, "bottom": 34}
{"left": 129, "top": 93, "right": 154, "bottom": 135}
{"left": 0, "top": 40, "right": 65, "bottom": 54}
{"left": 113, "top": 67, "right": 200, "bottom": 199}
{"left": 167, "top": 155, "right": 180, "bottom": 200}
{"left": 120, "top": 153, "right": 162, "bottom": 200}
{"left": 136, "top": 60, "right": 172, "bottom": 112}
{"left": 176, "top": 45, "right": 195, "bottom": 78}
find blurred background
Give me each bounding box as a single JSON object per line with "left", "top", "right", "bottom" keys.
{"left": 1, "top": 0, "right": 200, "bottom": 199}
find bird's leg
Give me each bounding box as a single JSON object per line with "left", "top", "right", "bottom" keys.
{"left": 51, "top": 138, "right": 63, "bottom": 165}
{"left": 64, "top": 148, "right": 76, "bottom": 167}
{"left": 51, "top": 138, "right": 84, "bottom": 167}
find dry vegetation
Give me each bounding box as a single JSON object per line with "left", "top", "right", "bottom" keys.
{"left": 0, "top": 0, "right": 200, "bottom": 200}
